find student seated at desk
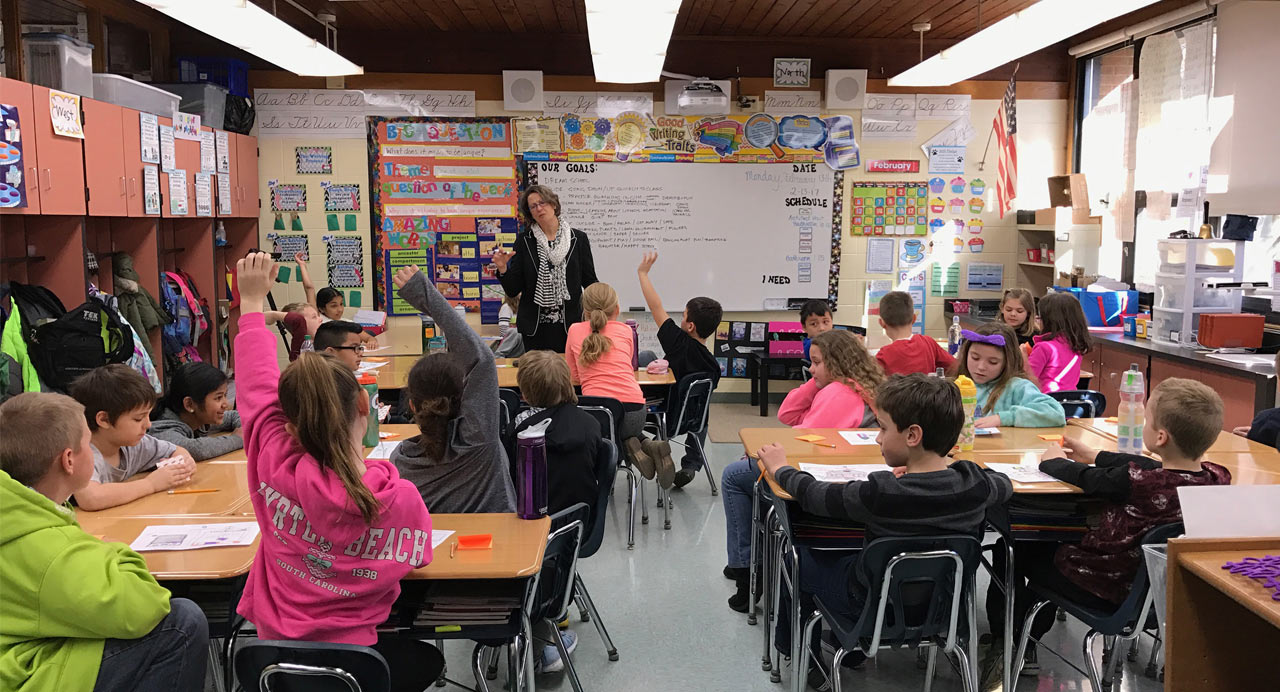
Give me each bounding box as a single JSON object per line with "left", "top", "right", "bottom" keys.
{"left": 998, "top": 288, "right": 1039, "bottom": 347}
{"left": 874, "top": 291, "right": 955, "bottom": 376}
{"left": 150, "top": 362, "right": 242, "bottom": 461}
{"left": 296, "top": 252, "right": 377, "bottom": 345}
{"left": 757, "top": 374, "right": 1012, "bottom": 687}
{"left": 313, "top": 320, "right": 366, "bottom": 372}
{"left": 636, "top": 251, "right": 723, "bottom": 489}
{"left": 390, "top": 265, "right": 517, "bottom": 514}
{"left": 983, "top": 378, "right": 1231, "bottom": 681}
{"left": 799, "top": 299, "right": 834, "bottom": 360}
{"left": 272, "top": 302, "right": 322, "bottom": 362}
{"left": 565, "top": 282, "right": 647, "bottom": 475}
{"left": 1232, "top": 351, "right": 1280, "bottom": 450}
{"left": 233, "top": 253, "right": 443, "bottom": 681}
{"left": 68, "top": 365, "right": 196, "bottom": 511}
{"left": 0, "top": 392, "right": 209, "bottom": 692}
{"left": 1026, "top": 293, "right": 1092, "bottom": 394}
{"left": 956, "top": 323, "right": 1066, "bottom": 429}
{"left": 721, "top": 328, "right": 885, "bottom": 613}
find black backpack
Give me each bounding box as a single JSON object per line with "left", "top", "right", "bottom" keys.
{"left": 29, "top": 301, "right": 135, "bottom": 392}
{"left": 7, "top": 282, "right": 67, "bottom": 344}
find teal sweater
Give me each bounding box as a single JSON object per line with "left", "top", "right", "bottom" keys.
{"left": 976, "top": 377, "right": 1066, "bottom": 427}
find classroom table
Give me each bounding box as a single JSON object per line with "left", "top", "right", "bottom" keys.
{"left": 76, "top": 515, "right": 259, "bottom": 580}
{"left": 1165, "top": 537, "right": 1280, "bottom": 691}
{"left": 495, "top": 357, "right": 676, "bottom": 389}
{"left": 738, "top": 425, "right": 1117, "bottom": 459}
{"left": 740, "top": 348, "right": 806, "bottom": 417}
{"left": 1070, "top": 417, "right": 1280, "bottom": 457}
{"left": 74, "top": 460, "right": 252, "bottom": 518}
{"left": 369, "top": 354, "right": 676, "bottom": 390}
{"left": 407, "top": 514, "right": 550, "bottom": 580}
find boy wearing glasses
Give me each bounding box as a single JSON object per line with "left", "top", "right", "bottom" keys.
{"left": 314, "top": 320, "right": 365, "bottom": 371}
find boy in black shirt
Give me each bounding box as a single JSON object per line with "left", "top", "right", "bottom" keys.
{"left": 636, "top": 251, "right": 723, "bottom": 489}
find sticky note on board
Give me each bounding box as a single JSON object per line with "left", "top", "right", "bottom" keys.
{"left": 326, "top": 213, "right": 339, "bottom": 231}
{"left": 276, "top": 267, "right": 290, "bottom": 283}
{"left": 348, "top": 291, "right": 362, "bottom": 308}
{"left": 1038, "top": 434, "right": 1064, "bottom": 443}
{"left": 290, "top": 214, "right": 304, "bottom": 231}
{"left": 794, "top": 434, "right": 826, "bottom": 443}
{"left": 345, "top": 214, "right": 357, "bottom": 231}
{"left": 294, "top": 266, "right": 303, "bottom": 282}
{"left": 273, "top": 213, "right": 285, "bottom": 231}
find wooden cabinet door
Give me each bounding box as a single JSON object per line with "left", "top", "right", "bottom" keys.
{"left": 82, "top": 98, "right": 127, "bottom": 217}
{"left": 0, "top": 78, "right": 41, "bottom": 214}
{"left": 1149, "top": 357, "right": 1257, "bottom": 430}
{"left": 174, "top": 126, "right": 200, "bottom": 216}
{"left": 219, "top": 130, "right": 239, "bottom": 217}
{"left": 159, "top": 117, "right": 184, "bottom": 218}
{"left": 29, "top": 85, "right": 86, "bottom": 215}
{"left": 1097, "top": 344, "right": 1147, "bottom": 417}
{"left": 236, "top": 134, "right": 258, "bottom": 217}
{"left": 119, "top": 108, "right": 148, "bottom": 217}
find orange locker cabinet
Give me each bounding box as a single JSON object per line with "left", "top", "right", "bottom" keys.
{"left": 29, "top": 85, "right": 87, "bottom": 215}
{"left": 0, "top": 77, "right": 42, "bottom": 215}
{"left": 82, "top": 98, "right": 128, "bottom": 217}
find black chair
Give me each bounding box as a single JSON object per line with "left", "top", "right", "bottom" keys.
{"left": 572, "top": 438, "right": 621, "bottom": 661}
{"left": 800, "top": 535, "right": 983, "bottom": 692}
{"left": 531, "top": 504, "right": 591, "bottom": 692}
{"left": 652, "top": 373, "right": 718, "bottom": 495}
{"left": 235, "top": 639, "right": 441, "bottom": 692}
{"left": 1048, "top": 390, "right": 1107, "bottom": 419}
{"left": 499, "top": 388, "right": 524, "bottom": 438}
{"left": 1013, "top": 522, "right": 1183, "bottom": 691}
{"left": 578, "top": 395, "right": 646, "bottom": 548}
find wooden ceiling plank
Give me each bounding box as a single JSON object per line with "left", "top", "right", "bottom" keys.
{"left": 398, "top": 0, "right": 449, "bottom": 32}
{"left": 756, "top": 0, "right": 802, "bottom": 35}
{"left": 788, "top": 0, "right": 846, "bottom": 37}
{"left": 853, "top": 1, "right": 926, "bottom": 38}
{"left": 935, "top": 0, "right": 1036, "bottom": 39}
{"left": 879, "top": 0, "right": 970, "bottom": 40}
{"left": 771, "top": 0, "right": 822, "bottom": 36}
{"left": 821, "top": 0, "right": 886, "bottom": 38}
{"left": 701, "top": 0, "right": 739, "bottom": 35}
{"left": 684, "top": 1, "right": 716, "bottom": 34}
{"left": 549, "top": 0, "right": 577, "bottom": 33}
{"left": 375, "top": 1, "right": 428, "bottom": 34}
{"left": 490, "top": 0, "right": 528, "bottom": 32}
{"left": 520, "top": 0, "right": 558, "bottom": 33}
{"left": 731, "top": 0, "right": 778, "bottom": 35}
{"left": 452, "top": 0, "right": 495, "bottom": 32}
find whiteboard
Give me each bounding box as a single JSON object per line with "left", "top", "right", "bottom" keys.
{"left": 528, "top": 161, "right": 836, "bottom": 311}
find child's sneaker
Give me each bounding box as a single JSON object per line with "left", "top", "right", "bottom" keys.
{"left": 625, "top": 438, "right": 655, "bottom": 480}
{"left": 536, "top": 630, "right": 578, "bottom": 674}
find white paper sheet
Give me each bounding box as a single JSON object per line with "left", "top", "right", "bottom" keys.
{"left": 366, "top": 440, "right": 402, "bottom": 459}
{"left": 975, "top": 427, "right": 1000, "bottom": 436}
{"left": 130, "top": 522, "right": 260, "bottom": 552}
{"left": 353, "top": 309, "right": 387, "bottom": 327}
{"left": 357, "top": 361, "right": 389, "bottom": 372}
{"left": 797, "top": 464, "right": 886, "bottom": 483}
{"left": 1179, "top": 485, "right": 1280, "bottom": 538}
{"left": 983, "top": 463, "right": 1060, "bottom": 484}
{"left": 431, "top": 530, "right": 456, "bottom": 550}
{"left": 838, "top": 430, "right": 880, "bottom": 445}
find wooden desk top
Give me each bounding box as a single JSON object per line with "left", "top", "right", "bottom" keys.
{"left": 494, "top": 356, "right": 676, "bottom": 389}
{"left": 1069, "top": 419, "right": 1280, "bottom": 457}
{"left": 74, "top": 461, "right": 251, "bottom": 518}
{"left": 1178, "top": 550, "right": 1280, "bottom": 630}
{"left": 739, "top": 425, "right": 1117, "bottom": 459}
{"left": 370, "top": 354, "right": 420, "bottom": 391}
{"left": 77, "top": 516, "right": 258, "bottom": 580}
{"left": 371, "top": 353, "right": 676, "bottom": 390}
{"left": 407, "top": 514, "right": 550, "bottom": 580}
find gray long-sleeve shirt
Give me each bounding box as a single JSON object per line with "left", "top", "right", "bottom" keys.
{"left": 390, "top": 271, "right": 517, "bottom": 514}
{"left": 149, "top": 409, "right": 243, "bottom": 461}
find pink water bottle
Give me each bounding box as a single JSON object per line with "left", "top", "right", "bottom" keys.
{"left": 625, "top": 318, "right": 639, "bottom": 370}
{"left": 515, "top": 419, "right": 551, "bottom": 520}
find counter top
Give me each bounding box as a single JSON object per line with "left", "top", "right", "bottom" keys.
{"left": 956, "top": 314, "right": 1277, "bottom": 383}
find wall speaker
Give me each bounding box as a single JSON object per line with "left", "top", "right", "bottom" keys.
{"left": 503, "top": 70, "right": 543, "bottom": 111}
{"left": 825, "top": 69, "right": 868, "bottom": 110}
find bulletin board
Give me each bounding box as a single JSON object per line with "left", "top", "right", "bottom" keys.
{"left": 367, "top": 117, "right": 519, "bottom": 317}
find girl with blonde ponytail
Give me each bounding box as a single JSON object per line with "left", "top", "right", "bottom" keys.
{"left": 565, "top": 282, "right": 657, "bottom": 479}
{"left": 231, "top": 253, "right": 443, "bottom": 683}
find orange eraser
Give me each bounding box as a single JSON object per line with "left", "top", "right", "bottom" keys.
{"left": 457, "top": 534, "right": 493, "bottom": 550}
{"left": 1039, "top": 434, "right": 1064, "bottom": 443}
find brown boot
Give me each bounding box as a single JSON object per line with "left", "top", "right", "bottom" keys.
{"left": 625, "top": 437, "right": 655, "bottom": 480}
{"left": 644, "top": 439, "right": 676, "bottom": 488}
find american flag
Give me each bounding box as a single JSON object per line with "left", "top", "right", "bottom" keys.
{"left": 992, "top": 72, "right": 1018, "bottom": 218}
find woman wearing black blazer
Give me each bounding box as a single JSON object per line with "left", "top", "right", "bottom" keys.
{"left": 493, "top": 184, "right": 599, "bottom": 352}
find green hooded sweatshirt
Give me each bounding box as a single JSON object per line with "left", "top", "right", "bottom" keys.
{"left": 0, "top": 470, "right": 172, "bottom": 692}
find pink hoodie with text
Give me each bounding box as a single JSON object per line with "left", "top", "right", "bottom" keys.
{"left": 235, "top": 313, "right": 433, "bottom": 645}
{"left": 1028, "top": 333, "right": 1084, "bottom": 394}
{"left": 777, "top": 378, "right": 873, "bottom": 428}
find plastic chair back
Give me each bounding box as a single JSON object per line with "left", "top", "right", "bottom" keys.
{"left": 1048, "top": 389, "right": 1107, "bottom": 419}
{"left": 579, "top": 438, "right": 618, "bottom": 559}
{"left": 534, "top": 504, "right": 589, "bottom": 623}
{"left": 577, "top": 395, "right": 624, "bottom": 444}
{"left": 668, "top": 374, "right": 714, "bottom": 437}
{"left": 235, "top": 640, "right": 388, "bottom": 692}
{"left": 498, "top": 388, "right": 523, "bottom": 435}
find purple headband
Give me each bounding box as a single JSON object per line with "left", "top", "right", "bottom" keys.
{"left": 961, "top": 329, "right": 1006, "bottom": 348}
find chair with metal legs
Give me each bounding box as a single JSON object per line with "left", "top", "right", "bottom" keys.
{"left": 649, "top": 374, "right": 719, "bottom": 496}
{"left": 798, "top": 535, "right": 983, "bottom": 692}
{"left": 571, "top": 438, "right": 622, "bottom": 662}
{"left": 578, "top": 396, "right": 647, "bottom": 548}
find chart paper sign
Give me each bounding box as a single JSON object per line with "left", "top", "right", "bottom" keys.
{"left": 140, "top": 112, "right": 160, "bottom": 163}
{"left": 217, "top": 173, "right": 232, "bottom": 215}
{"left": 168, "top": 169, "right": 188, "bottom": 215}
{"left": 271, "top": 184, "right": 307, "bottom": 212}
{"left": 48, "top": 90, "right": 83, "bottom": 138}
{"left": 513, "top": 117, "right": 563, "bottom": 153}
{"left": 267, "top": 233, "right": 309, "bottom": 261}
{"left": 199, "top": 130, "right": 216, "bottom": 173}
{"left": 323, "top": 182, "right": 361, "bottom": 212}
{"left": 927, "top": 145, "right": 967, "bottom": 174}
{"left": 194, "top": 173, "right": 213, "bottom": 216}
{"left": 966, "top": 262, "right": 1004, "bottom": 291}
{"left": 143, "top": 165, "right": 160, "bottom": 215}
{"left": 764, "top": 90, "right": 820, "bottom": 115}
{"left": 160, "top": 125, "right": 176, "bottom": 171}
{"left": 324, "top": 235, "right": 364, "bottom": 288}
{"left": 254, "top": 89, "right": 476, "bottom": 137}
{"left": 173, "top": 112, "right": 201, "bottom": 140}
{"left": 296, "top": 145, "right": 333, "bottom": 174}
{"left": 215, "top": 130, "right": 231, "bottom": 173}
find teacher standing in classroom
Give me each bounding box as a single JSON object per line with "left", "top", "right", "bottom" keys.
{"left": 492, "top": 185, "right": 599, "bottom": 352}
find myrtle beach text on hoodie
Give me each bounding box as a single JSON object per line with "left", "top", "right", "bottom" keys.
{"left": 259, "top": 481, "right": 430, "bottom": 596}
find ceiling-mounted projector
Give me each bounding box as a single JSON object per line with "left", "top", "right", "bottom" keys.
{"left": 675, "top": 80, "right": 729, "bottom": 115}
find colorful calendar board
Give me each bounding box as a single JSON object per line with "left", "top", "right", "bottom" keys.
{"left": 848, "top": 182, "right": 928, "bottom": 236}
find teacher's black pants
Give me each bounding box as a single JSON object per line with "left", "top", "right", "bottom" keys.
{"left": 523, "top": 322, "right": 568, "bottom": 353}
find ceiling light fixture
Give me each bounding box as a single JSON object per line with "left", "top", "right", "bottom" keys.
{"left": 585, "top": 0, "right": 681, "bottom": 83}
{"left": 136, "top": 0, "right": 363, "bottom": 77}
{"left": 888, "top": 0, "right": 1160, "bottom": 87}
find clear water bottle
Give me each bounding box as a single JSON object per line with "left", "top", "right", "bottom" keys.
{"left": 1117, "top": 364, "right": 1146, "bottom": 453}
{"left": 625, "top": 318, "right": 639, "bottom": 370}
{"left": 947, "top": 315, "right": 963, "bottom": 355}
{"left": 515, "top": 418, "right": 552, "bottom": 520}
{"left": 300, "top": 334, "right": 314, "bottom": 353}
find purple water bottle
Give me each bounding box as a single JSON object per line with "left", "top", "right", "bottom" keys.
{"left": 625, "top": 318, "right": 639, "bottom": 370}
{"left": 515, "top": 419, "right": 551, "bottom": 520}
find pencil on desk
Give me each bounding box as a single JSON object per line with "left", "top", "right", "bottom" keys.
{"left": 810, "top": 442, "right": 838, "bottom": 448}
{"left": 450, "top": 540, "right": 458, "bottom": 558}
{"left": 168, "top": 488, "right": 219, "bottom": 495}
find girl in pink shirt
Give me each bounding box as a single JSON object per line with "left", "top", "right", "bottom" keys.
{"left": 232, "top": 253, "right": 442, "bottom": 684}
{"left": 566, "top": 283, "right": 663, "bottom": 476}
{"left": 778, "top": 329, "right": 884, "bottom": 428}
{"left": 1028, "top": 293, "right": 1093, "bottom": 393}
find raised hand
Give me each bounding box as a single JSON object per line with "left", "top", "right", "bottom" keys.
{"left": 393, "top": 265, "right": 421, "bottom": 290}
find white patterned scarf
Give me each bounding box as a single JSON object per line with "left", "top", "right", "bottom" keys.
{"left": 532, "top": 221, "right": 572, "bottom": 315}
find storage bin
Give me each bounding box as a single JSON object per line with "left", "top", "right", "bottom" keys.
{"left": 153, "top": 82, "right": 229, "bottom": 130}
{"left": 176, "top": 57, "right": 249, "bottom": 98}
{"left": 1152, "top": 311, "right": 1201, "bottom": 343}
{"left": 1153, "top": 276, "right": 1230, "bottom": 310}
{"left": 23, "top": 33, "right": 93, "bottom": 97}
{"left": 92, "top": 74, "right": 181, "bottom": 117}
{"left": 1157, "top": 239, "right": 1238, "bottom": 274}
{"left": 1059, "top": 289, "right": 1138, "bottom": 327}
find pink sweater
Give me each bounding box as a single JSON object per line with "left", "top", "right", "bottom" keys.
{"left": 1028, "top": 333, "right": 1084, "bottom": 393}
{"left": 777, "top": 378, "right": 872, "bottom": 428}
{"left": 235, "top": 313, "right": 433, "bottom": 645}
{"left": 566, "top": 320, "right": 645, "bottom": 405}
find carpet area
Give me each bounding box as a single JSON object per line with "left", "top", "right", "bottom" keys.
{"left": 707, "top": 402, "right": 788, "bottom": 443}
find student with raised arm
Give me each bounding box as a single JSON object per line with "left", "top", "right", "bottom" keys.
{"left": 296, "top": 252, "right": 377, "bottom": 345}
{"left": 635, "top": 251, "right": 722, "bottom": 489}
{"left": 232, "top": 252, "right": 442, "bottom": 682}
